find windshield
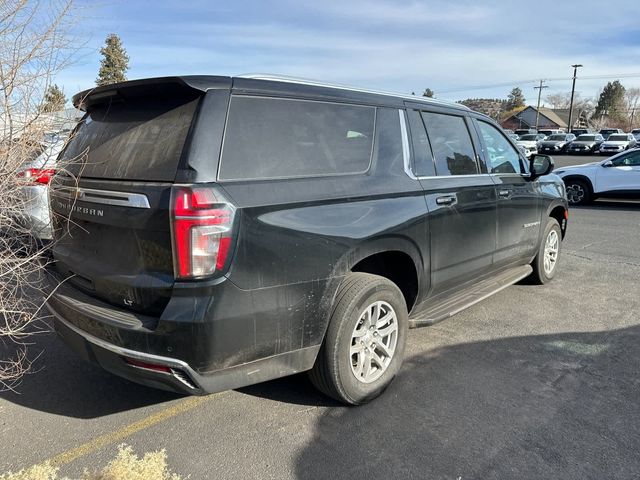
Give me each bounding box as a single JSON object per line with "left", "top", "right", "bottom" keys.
{"left": 519, "top": 134, "right": 538, "bottom": 141}
{"left": 577, "top": 135, "right": 595, "bottom": 141}
{"left": 549, "top": 135, "right": 566, "bottom": 141}
{"left": 600, "top": 129, "right": 616, "bottom": 134}
{"left": 607, "top": 135, "right": 628, "bottom": 141}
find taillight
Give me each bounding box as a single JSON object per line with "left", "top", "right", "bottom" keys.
{"left": 170, "top": 185, "right": 236, "bottom": 279}
{"left": 17, "top": 168, "right": 56, "bottom": 185}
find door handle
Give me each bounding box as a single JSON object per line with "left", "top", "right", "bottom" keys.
{"left": 436, "top": 195, "right": 456, "bottom": 205}
{"left": 498, "top": 189, "right": 511, "bottom": 198}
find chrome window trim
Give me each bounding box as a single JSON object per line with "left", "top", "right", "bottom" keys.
{"left": 413, "top": 173, "right": 528, "bottom": 180}
{"left": 51, "top": 186, "right": 150, "bottom": 209}
{"left": 413, "top": 173, "right": 491, "bottom": 180}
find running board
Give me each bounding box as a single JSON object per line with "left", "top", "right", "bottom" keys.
{"left": 409, "top": 265, "right": 533, "bottom": 328}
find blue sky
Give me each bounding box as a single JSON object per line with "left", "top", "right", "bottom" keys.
{"left": 57, "top": 0, "right": 640, "bottom": 105}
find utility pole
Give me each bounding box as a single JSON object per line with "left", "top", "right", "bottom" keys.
{"left": 534, "top": 80, "right": 548, "bottom": 131}
{"left": 567, "top": 64, "right": 583, "bottom": 132}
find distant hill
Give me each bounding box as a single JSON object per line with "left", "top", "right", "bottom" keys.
{"left": 457, "top": 98, "right": 506, "bottom": 119}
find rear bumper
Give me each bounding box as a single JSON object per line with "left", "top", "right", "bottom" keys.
{"left": 46, "top": 274, "right": 327, "bottom": 394}
{"left": 50, "top": 304, "right": 320, "bottom": 395}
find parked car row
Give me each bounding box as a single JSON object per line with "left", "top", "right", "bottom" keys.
{"left": 509, "top": 130, "right": 638, "bottom": 157}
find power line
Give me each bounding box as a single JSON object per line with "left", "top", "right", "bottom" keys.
{"left": 437, "top": 72, "right": 640, "bottom": 94}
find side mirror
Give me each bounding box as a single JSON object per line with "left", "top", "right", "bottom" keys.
{"left": 529, "top": 154, "right": 554, "bottom": 178}
{"left": 602, "top": 160, "right": 613, "bottom": 167}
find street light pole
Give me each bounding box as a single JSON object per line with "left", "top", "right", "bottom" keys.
{"left": 567, "top": 64, "right": 583, "bottom": 132}
{"left": 534, "top": 80, "right": 548, "bottom": 131}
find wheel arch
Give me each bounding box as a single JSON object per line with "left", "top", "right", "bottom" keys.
{"left": 323, "top": 236, "right": 425, "bottom": 319}
{"left": 547, "top": 202, "right": 568, "bottom": 238}
{"left": 561, "top": 174, "right": 594, "bottom": 194}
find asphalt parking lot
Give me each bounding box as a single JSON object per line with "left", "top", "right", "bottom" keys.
{"left": 1, "top": 153, "right": 639, "bottom": 479}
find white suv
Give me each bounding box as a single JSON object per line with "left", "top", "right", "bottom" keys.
{"left": 555, "top": 148, "right": 640, "bottom": 205}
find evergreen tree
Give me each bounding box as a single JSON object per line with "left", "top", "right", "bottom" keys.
{"left": 423, "top": 88, "right": 434, "bottom": 98}
{"left": 505, "top": 87, "right": 525, "bottom": 110}
{"left": 40, "top": 84, "right": 66, "bottom": 112}
{"left": 594, "top": 80, "right": 626, "bottom": 121}
{"left": 96, "top": 34, "right": 129, "bottom": 86}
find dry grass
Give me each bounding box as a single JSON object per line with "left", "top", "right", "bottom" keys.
{"left": 0, "top": 445, "right": 183, "bottom": 480}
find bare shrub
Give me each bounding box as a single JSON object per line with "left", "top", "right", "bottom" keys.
{"left": 0, "top": 0, "right": 76, "bottom": 389}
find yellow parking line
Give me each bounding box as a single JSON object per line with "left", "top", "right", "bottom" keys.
{"left": 38, "top": 394, "right": 219, "bottom": 468}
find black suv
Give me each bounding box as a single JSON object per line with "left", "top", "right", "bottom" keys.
{"left": 47, "top": 75, "right": 568, "bottom": 405}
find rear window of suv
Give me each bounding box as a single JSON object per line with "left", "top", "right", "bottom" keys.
{"left": 218, "top": 96, "right": 375, "bottom": 180}
{"left": 60, "top": 95, "right": 200, "bottom": 181}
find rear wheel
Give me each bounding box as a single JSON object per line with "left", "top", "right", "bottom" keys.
{"left": 564, "top": 179, "right": 591, "bottom": 205}
{"left": 309, "top": 273, "right": 408, "bottom": 405}
{"left": 528, "top": 218, "right": 562, "bottom": 284}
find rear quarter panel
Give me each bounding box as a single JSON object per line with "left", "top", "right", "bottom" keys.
{"left": 216, "top": 108, "right": 430, "bottom": 354}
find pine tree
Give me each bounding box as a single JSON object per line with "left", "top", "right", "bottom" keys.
{"left": 96, "top": 34, "right": 130, "bottom": 86}
{"left": 505, "top": 87, "right": 525, "bottom": 110}
{"left": 594, "top": 80, "right": 626, "bottom": 121}
{"left": 40, "top": 84, "right": 66, "bottom": 112}
{"left": 423, "top": 88, "right": 434, "bottom": 98}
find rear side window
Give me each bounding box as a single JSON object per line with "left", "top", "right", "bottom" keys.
{"left": 420, "top": 112, "right": 478, "bottom": 176}
{"left": 373, "top": 108, "right": 404, "bottom": 175}
{"left": 407, "top": 110, "right": 435, "bottom": 177}
{"left": 61, "top": 95, "right": 200, "bottom": 181}
{"left": 219, "top": 96, "right": 375, "bottom": 180}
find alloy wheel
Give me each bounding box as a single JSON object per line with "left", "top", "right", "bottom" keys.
{"left": 566, "top": 183, "right": 585, "bottom": 204}
{"left": 543, "top": 229, "right": 559, "bottom": 276}
{"left": 350, "top": 301, "right": 398, "bottom": 384}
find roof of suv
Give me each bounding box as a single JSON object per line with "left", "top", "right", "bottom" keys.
{"left": 73, "top": 74, "right": 470, "bottom": 113}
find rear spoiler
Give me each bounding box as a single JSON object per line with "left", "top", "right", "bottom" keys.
{"left": 72, "top": 76, "right": 232, "bottom": 111}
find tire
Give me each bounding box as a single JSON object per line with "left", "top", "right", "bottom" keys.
{"left": 309, "top": 273, "right": 408, "bottom": 405}
{"left": 528, "top": 218, "right": 562, "bottom": 285}
{"left": 564, "top": 178, "right": 591, "bottom": 205}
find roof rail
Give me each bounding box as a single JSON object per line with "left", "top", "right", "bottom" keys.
{"left": 237, "top": 73, "right": 469, "bottom": 110}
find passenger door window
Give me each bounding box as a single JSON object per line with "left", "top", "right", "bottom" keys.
{"left": 611, "top": 150, "right": 640, "bottom": 167}
{"left": 477, "top": 120, "right": 523, "bottom": 174}
{"left": 420, "top": 112, "right": 478, "bottom": 176}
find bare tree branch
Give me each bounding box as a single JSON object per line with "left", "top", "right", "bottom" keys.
{"left": 0, "top": 0, "right": 77, "bottom": 390}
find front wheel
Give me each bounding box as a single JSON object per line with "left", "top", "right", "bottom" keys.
{"left": 565, "top": 179, "right": 591, "bottom": 205}
{"left": 309, "top": 273, "right": 408, "bottom": 405}
{"left": 528, "top": 218, "right": 562, "bottom": 284}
